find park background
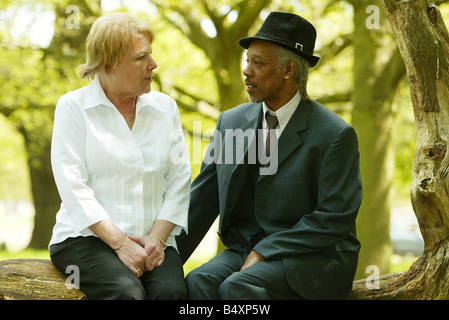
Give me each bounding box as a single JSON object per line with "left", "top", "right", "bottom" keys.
{"left": 1, "top": 0, "right": 446, "bottom": 281}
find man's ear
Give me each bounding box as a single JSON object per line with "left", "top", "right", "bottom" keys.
{"left": 284, "top": 60, "right": 297, "bottom": 78}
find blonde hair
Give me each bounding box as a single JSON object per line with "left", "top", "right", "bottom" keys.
{"left": 79, "top": 13, "right": 154, "bottom": 80}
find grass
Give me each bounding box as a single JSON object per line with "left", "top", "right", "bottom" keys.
{"left": 0, "top": 248, "right": 50, "bottom": 260}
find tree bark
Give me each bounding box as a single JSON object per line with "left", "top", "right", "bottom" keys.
{"left": 0, "top": 259, "right": 85, "bottom": 300}
{"left": 352, "top": 0, "right": 449, "bottom": 299}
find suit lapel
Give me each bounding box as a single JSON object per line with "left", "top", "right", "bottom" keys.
{"left": 278, "top": 99, "right": 310, "bottom": 163}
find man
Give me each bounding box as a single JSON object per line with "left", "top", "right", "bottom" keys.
{"left": 176, "top": 12, "right": 362, "bottom": 300}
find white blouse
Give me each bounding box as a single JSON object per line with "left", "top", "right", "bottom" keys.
{"left": 49, "top": 77, "right": 191, "bottom": 249}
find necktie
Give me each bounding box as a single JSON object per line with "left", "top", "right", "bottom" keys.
{"left": 265, "top": 112, "right": 279, "bottom": 156}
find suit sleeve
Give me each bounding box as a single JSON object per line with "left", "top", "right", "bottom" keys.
{"left": 253, "top": 126, "right": 362, "bottom": 259}
{"left": 176, "top": 114, "right": 223, "bottom": 263}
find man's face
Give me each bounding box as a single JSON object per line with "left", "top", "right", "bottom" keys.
{"left": 243, "top": 40, "right": 286, "bottom": 110}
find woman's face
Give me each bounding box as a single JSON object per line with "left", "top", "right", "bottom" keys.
{"left": 107, "top": 34, "right": 158, "bottom": 98}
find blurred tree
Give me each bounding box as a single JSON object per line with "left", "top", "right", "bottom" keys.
{"left": 0, "top": 116, "right": 30, "bottom": 201}
{"left": 348, "top": 0, "right": 407, "bottom": 279}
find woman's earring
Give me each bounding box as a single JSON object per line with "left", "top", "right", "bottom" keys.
{"left": 284, "top": 76, "right": 290, "bottom": 80}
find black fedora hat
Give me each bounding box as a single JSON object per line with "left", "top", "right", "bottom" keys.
{"left": 239, "top": 12, "right": 320, "bottom": 67}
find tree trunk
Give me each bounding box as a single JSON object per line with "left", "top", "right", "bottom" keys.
{"left": 210, "top": 48, "right": 247, "bottom": 111}
{"left": 351, "top": 0, "right": 406, "bottom": 279}
{"left": 19, "top": 127, "right": 60, "bottom": 250}
{"left": 27, "top": 148, "right": 60, "bottom": 249}
{"left": 350, "top": 0, "right": 449, "bottom": 298}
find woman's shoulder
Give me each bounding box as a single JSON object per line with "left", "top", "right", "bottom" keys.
{"left": 140, "top": 91, "right": 178, "bottom": 113}
{"left": 57, "top": 86, "right": 88, "bottom": 108}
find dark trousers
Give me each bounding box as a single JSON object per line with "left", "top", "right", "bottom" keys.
{"left": 186, "top": 249, "right": 303, "bottom": 300}
{"left": 50, "top": 236, "right": 187, "bottom": 300}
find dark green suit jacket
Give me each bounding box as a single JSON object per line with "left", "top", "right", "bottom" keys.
{"left": 177, "top": 99, "right": 362, "bottom": 299}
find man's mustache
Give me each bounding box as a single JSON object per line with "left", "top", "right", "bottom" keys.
{"left": 244, "top": 79, "right": 259, "bottom": 88}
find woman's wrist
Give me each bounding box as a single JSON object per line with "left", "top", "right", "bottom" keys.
{"left": 89, "top": 219, "right": 129, "bottom": 251}
{"left": 148, "top": 220, "right": 174, "bottom": 250}
{"left": 150, "top": 233, "right": 167, "bottom": 250}
{"left": 114, "top": 233, "right": 129, "bottom": 251}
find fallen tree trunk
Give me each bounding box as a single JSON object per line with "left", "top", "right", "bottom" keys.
{"left": 0, "top": 258, "right": 427, "bottom": 300}
{"left": 0, "top": 259, "right": 85, "bottom": 300}
{"left": 0, "top": 258, "right": 397, "bottom": 300}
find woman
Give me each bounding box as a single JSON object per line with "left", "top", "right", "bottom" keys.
{"left": 49, "top": 12, "right": 191, "bottom": 300}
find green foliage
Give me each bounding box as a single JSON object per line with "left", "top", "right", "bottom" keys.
{"left": 151, "top": 17, "right": 220, "bottom": 109}
{"left": 0, "top": 249, "right": 50, "bottom": 260}
{"left": 0, "top": 115, "right": 30, "bottom": 200}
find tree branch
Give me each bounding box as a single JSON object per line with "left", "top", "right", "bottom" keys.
{"left": 150, "top": 0, "right": 214, "bottom": 57}
{"left": 316, "top": 91, "right": 352, "bottom": 105}
{"left": 373, "top": 48, "right": 407, "bottom": 103}
{"left": 231, "top": 0, "right": 272, "bottom": 39}
{"left": 314, "top": 33, "right": 353, "bottom": 68}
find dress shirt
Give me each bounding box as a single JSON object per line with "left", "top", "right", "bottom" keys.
{"left": 49, "top": 77, "right": 191, "bottom": 250}
{"left": 262, "top": 91, "right": 301, "bottom": 144}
